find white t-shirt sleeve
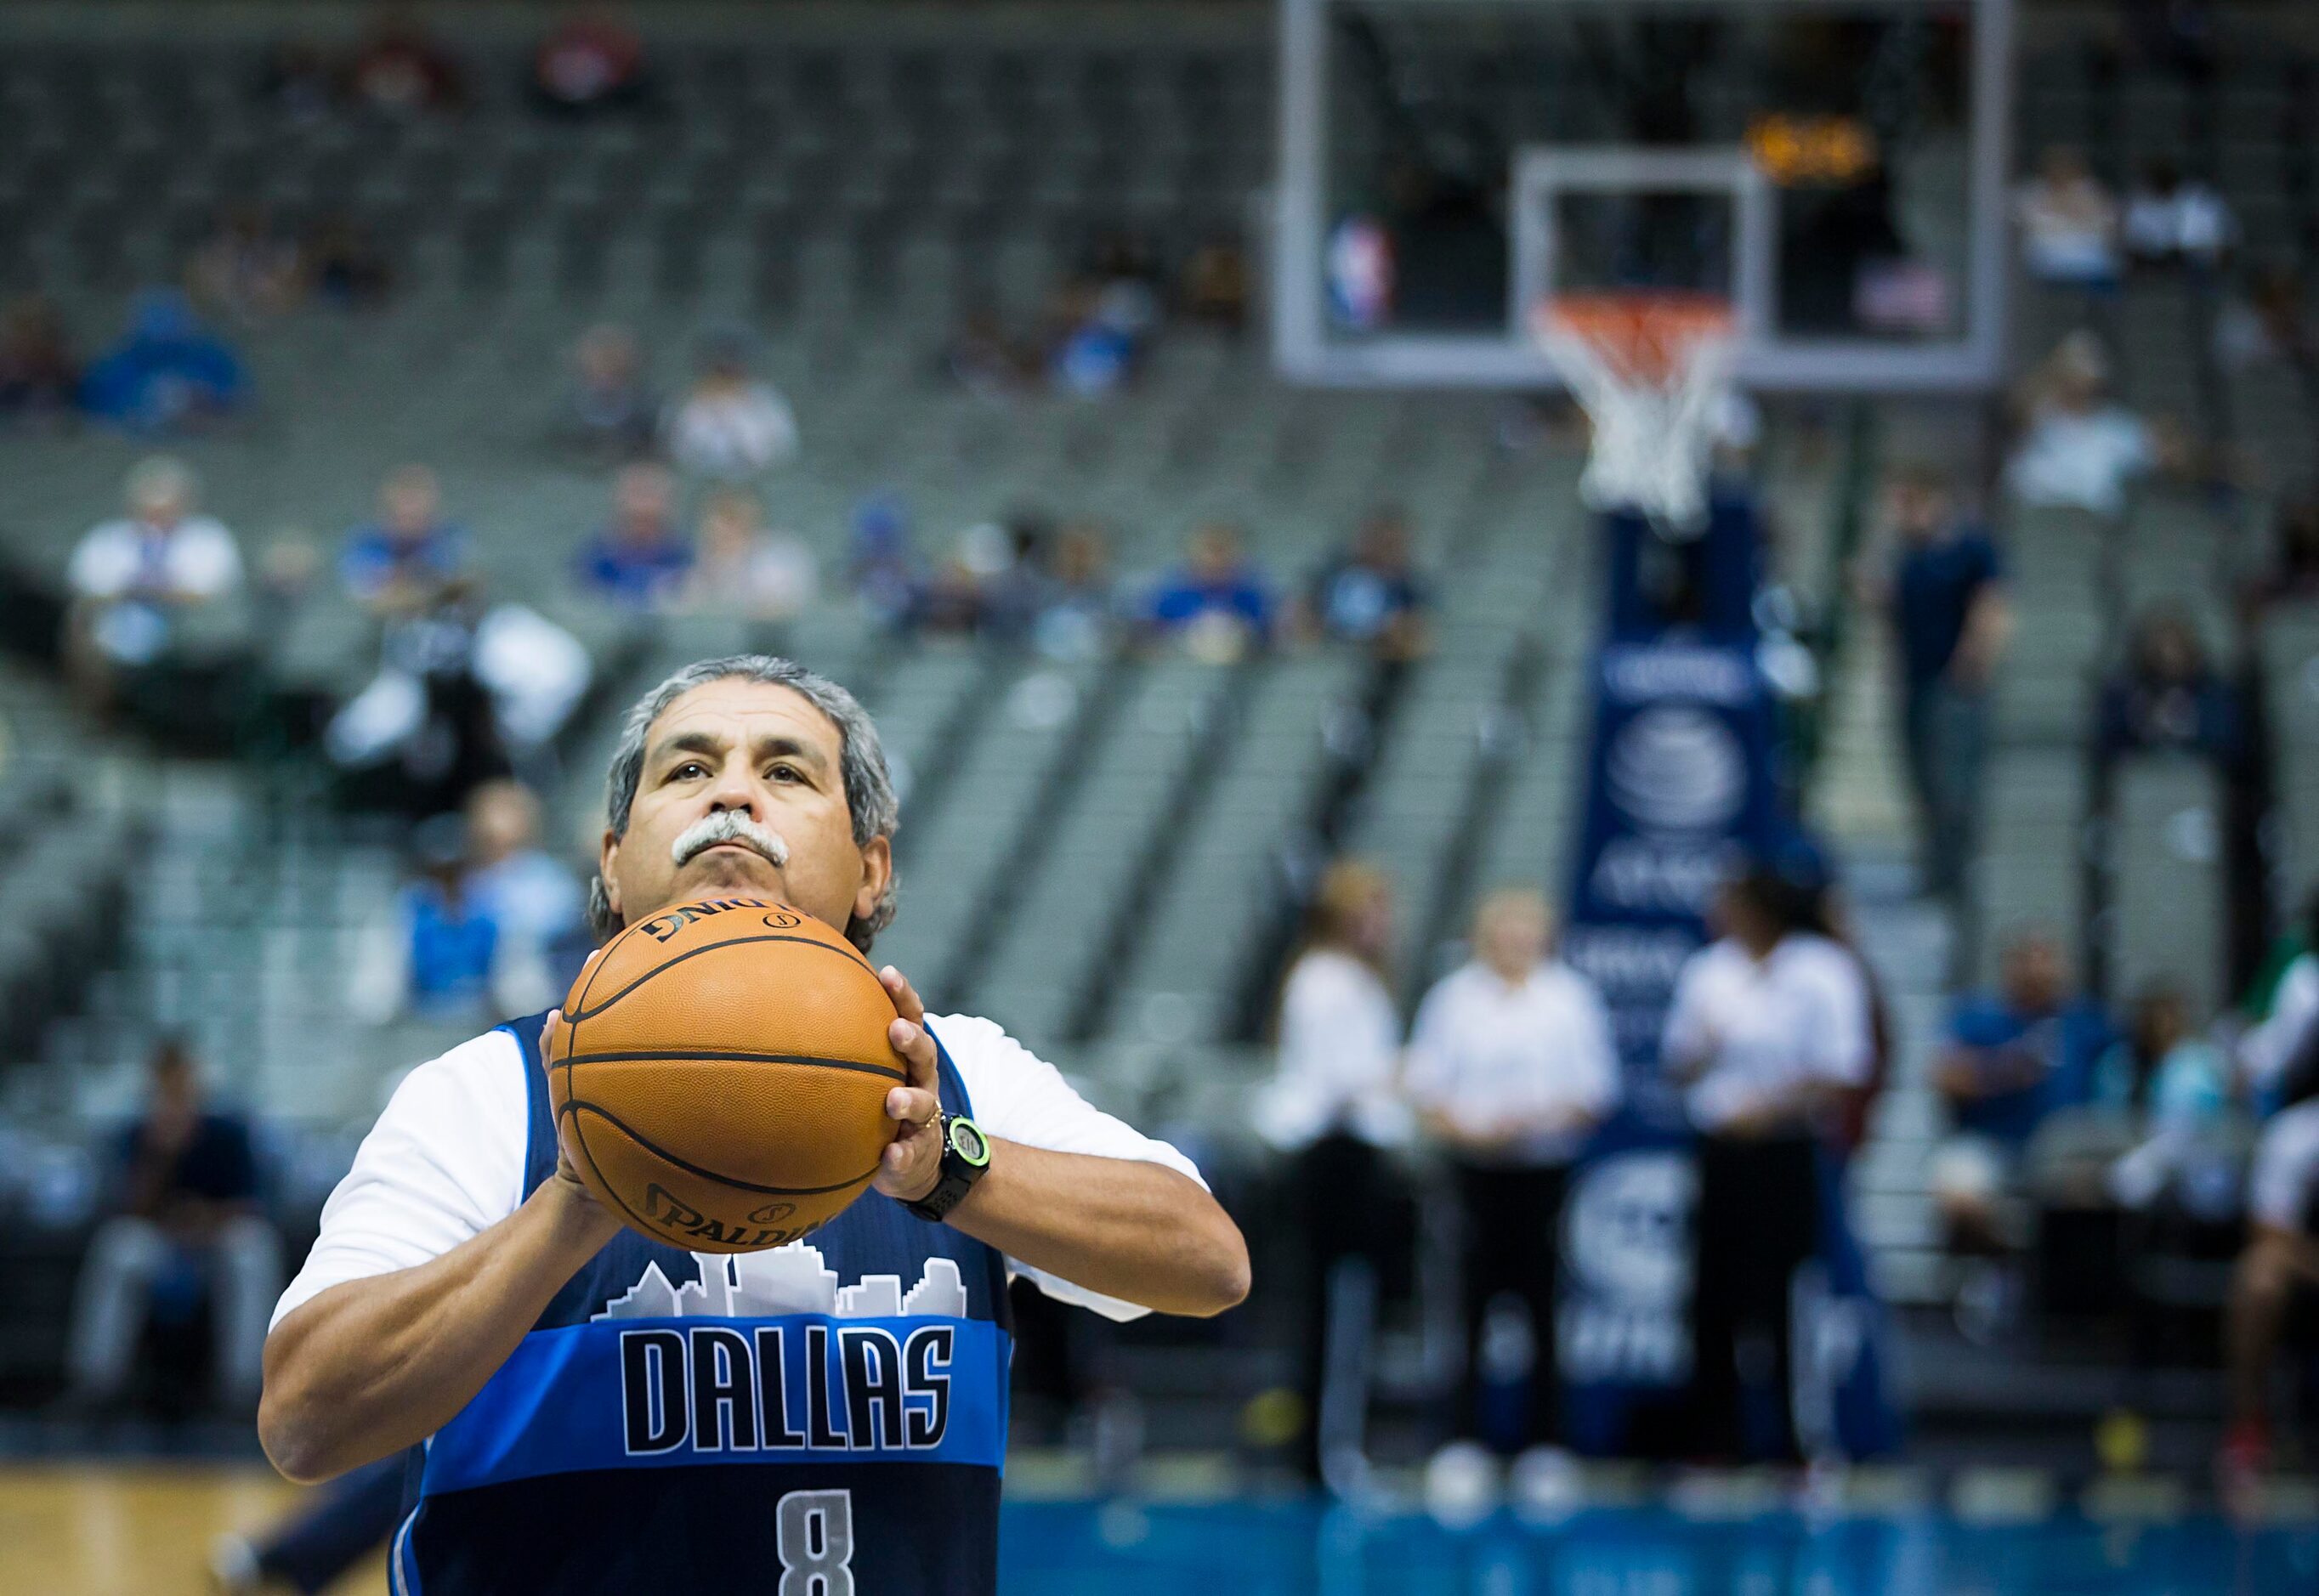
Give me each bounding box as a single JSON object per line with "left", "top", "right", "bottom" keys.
{"left": 930, "top": 1012, "right": 1206, "bottom": 1323}
{"left": 2250, "top": 1100, "right": 2319, "bottom": 1233}
{"left": 1399, "top": 977, "right": 1455, "bottom": 1110}
{"left": 178, "top": 519, "right": 244, "bottom": 597}
{"left": 1660, "top": 950, "right": 1716, "bottom": 1072}
{"left": 269, "top": 1030, "right": 531, "bottom": 1332}
{"left": 1801, "top": 943, "right": 1876, "bottom": 1089}
{"left": 1567, "top": 974, "right": 1622, "bottom": 1117}
{"left": 67, "top": 524, "right": 132, "bottom": 598}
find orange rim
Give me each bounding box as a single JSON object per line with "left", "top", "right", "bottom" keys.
{"left": 1539, "top": 290, "right": 1734, "bottom": 386}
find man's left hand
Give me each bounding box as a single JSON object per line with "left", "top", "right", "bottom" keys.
{"left": 872, "top": 965, "right": 947, "bottom": 1205}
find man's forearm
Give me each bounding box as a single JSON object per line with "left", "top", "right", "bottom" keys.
{"left": 943, "top": 1140, "right": 1249, "bottom": 1318}
{"left": 259, "top": 1178, "right": 619, "bottom": 1483}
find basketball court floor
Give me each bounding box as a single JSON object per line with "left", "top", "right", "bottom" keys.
{"left": 8, "top": 1464, "right": 2317, "bottom": 1594}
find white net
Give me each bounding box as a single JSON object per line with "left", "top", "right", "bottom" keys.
{"left": 1534, "top": 301, "right": 1738, "bottom": 535}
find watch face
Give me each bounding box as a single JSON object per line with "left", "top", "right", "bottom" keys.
{"left": 948, "top": 1117, "right": 991, "bottom": 1168}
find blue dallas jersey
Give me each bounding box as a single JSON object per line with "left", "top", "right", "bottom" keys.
{"left": 391, "top": 1011, "right": 1015, "bottom": 1595}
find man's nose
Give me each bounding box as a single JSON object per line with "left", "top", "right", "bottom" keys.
{"left": 704, "top": 761, "right": 763, "bottom": 818}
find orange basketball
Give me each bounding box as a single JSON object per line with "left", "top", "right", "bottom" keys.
{"left": 546, "top": 896, "right": 902, "bottom": 1254}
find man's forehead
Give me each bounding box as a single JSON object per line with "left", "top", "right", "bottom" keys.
{"left": 648, "top": 678, "right": 841, "bottom": 752}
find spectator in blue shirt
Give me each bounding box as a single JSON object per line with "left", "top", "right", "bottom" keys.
{"left": 341, "top": 463, "right": 468, "bottom": 610}
{"left": 79, "top": 289, "right": 247, "bottom": 434}
{"left": 574, "top": 462, "right": 690, "bottom": 611}
{"left": 1879, "top": 466, "right": 2012, "bottom": 899}
{"left": 1148, "top": 524, "right": 1275, "bottom": 663}
{"left": 1929, "top": 926, "right": 2113, "bottom": 1253}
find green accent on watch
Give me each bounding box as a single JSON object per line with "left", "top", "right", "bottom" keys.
{"left": 906, "top": 1112, "right": 990, "bottom": 1223}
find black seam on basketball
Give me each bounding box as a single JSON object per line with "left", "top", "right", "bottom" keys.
{"left": 558, "top": 1100, "right": 884, "bottom": 1197}
{"left": 564, "top": 933, "right": 886, "bottom": 1024}
{"left": 560, "top": 1049, "right": 907, "bottom": 1081}
{"left": 570, "top": 1109, "right": 666, "bottom": 1240}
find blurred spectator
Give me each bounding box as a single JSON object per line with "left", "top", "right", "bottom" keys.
{"left": 463, "top": 778, "right": 585, "bottom": 982}
{"left": 2014, "top": 145, "right": 2121, "bottom": 289}
{"left": 349, "top": 814, "right": 530, "bottom": 1024}
{"left": 346, "top": 8, "right": 466, "bottom": 116}
{"left": 65, "top": 455, "right": 245, "bottom": 711}
{"left": 2214, "top": 266, "right": 2316, "bottom": 376}
{"left": 679, "top": 488, "right": 818, "bottom": 622}
{"left": 2224, "top": 1093, "right": 2319, "bottom": 1487}
{"left": 665, "top": 333, "right": 798, "bottom": 480}
{"left": 257, "top": 39, "right": 335, "bottom": 122}
{"left": 2096, "top": 604, "right": 2243, "bottom": 764}
{"left": 944, "top": 309, "right": 1033, "bottom": 401}
{"left": 1047, "top": 235, "right": 1162, "bottom": 397}
{"left": 2239, "top": 891, "right": 2319, "bottom": 1103}
{"left": 79, "top": 289, "right": 246, "bottom": 434}
{"left": 1178, "top": 237, "right": 1251, "bottom": 333}
{"left": 1405, "top": 889, "right": 1616, "bottom": 1469}
{"left": 1929, "top": 928, "right": 2114, "bottom": 1252}
{"left": 1029, "top": 523, "right": 1118, "bottom": 661}
{"left": 61, "top": 1039, "right": 278, "bottom": 1414}
{"left": 575, "top": 463, "right": 691, "bottom": 611}
{"left": 2123, "top": 159, "right": 2235, "bottom": 270}
{"left": 2242, "top": 494, "right": 2319, "bottom": 616}
{"left": 531, "top": 5, "right": 650, "bottom": 116}
{"left": 1663, "top": 862, "right": 1875, "bottom": 1459}
{"left": 2005, "top": 332, "right": 2166, "bottom": 516}
{"left": 1253, "top": 860, "right": 1411, "bottom": 1480}
{"left": 969, "top": 515, "right": 1055, "bottom": 645}
{"left": 848, "top": 493, "right": 922, "bottom": 632}
{"left": 308, "top": 212, "right": 393, "bottom": 308}
{"left": 566, "top": 323, "right": 658, "bottom": 462}
{"left": 1877, "top": 465, "right": 2010, "bottom": 899}
{"left": 916, "top": 545, "right": 987, "bottom": 637}
{"left": 1148, "top": 524, "right": 1275, "bottom": 663}
{"left": 326, "top": 578, "right": 588, "bottom": 818}
{"left": 340, "top": 463, "right": 468, "bottom": 610}
{"left": 187, "top": 204, "right": 304, "bottom": 321}
{"left": 0, "top": 294, "right": 79, "bottom": 422}
{"left": 2092, "top": 982, "right": 2232, "bottom": 1124}
{"left": 1306, "top": 507, "right": 1431, "bottom": 659}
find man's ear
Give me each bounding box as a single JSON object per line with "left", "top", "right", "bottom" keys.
{"left": 853, "top": 834, "right": 893, "bottom": 925}
{"left": 598, "top": 828, "right": 623, "bottom": 922}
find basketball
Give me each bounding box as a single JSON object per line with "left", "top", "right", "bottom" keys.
{"left": 546, "top": 895, "right": 903, "bottom": 1254}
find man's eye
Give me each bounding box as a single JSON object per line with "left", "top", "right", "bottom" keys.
{"left": 672, "top": 761, "right": 709, "bottom": 780}
{"left": 768, "top": 763, "right": 800, "bottom": 783}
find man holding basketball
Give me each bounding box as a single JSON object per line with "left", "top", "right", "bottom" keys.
{"left": 259, "top": 655, "right": 1250, "bottom": 1593}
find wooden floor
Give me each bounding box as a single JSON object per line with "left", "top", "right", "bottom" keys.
{"left": 0, "top": 1464, "right": 384, "bottom": 1595}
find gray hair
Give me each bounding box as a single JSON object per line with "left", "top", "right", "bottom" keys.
{"left": 587, "top": 654, "right": 899, "bottom": 953}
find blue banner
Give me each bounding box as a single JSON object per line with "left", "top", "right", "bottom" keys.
{"left": 1559, "top": 638, "right": 1784, "bottom": 1119}
{"left": 422, "top": 1314, "right": 1011, "bottom": 1493}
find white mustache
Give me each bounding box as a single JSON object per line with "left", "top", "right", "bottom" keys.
{"left": 671, "top": 812, "right": 791, "bottom": 870}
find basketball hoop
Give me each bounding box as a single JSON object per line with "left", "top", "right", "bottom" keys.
{"left": 1533, "top": 291, "right": 1738, "bottom": 534}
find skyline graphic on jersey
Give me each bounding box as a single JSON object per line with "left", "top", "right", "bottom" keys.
{"left": 592, "top": 1242, "right": 970, "bottom": 1322}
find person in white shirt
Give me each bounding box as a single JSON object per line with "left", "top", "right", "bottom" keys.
{"left": 1663, "top": 861, "right": 1874, "bottom": 1460}
{"left": 1255, "top": 857, "right": 1410, "bottom": 1479}
{"left": 665, "top": 337, "right": 800, "bottom": 480}
{"left": 2014, "top": 145, "right": 2121, "bottom": 288}
{"left": 2004, "top": 331, "right": 2171, "bottom": 518}
{"left": 65, "top": 454, "right": 245, "bottom": 708}
{"left": 1406, "top": 888, "right": 1617, "bottom": 1464}
{"left": 259, "top": 654, "right": 1248, "bottom": 1588}
{"left": 2122, "top": 159, "right": 2235, "bottom": 270}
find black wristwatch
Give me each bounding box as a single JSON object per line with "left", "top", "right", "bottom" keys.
{"left": 904, "top": 1113, "right": 992, "bottom": 1223}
